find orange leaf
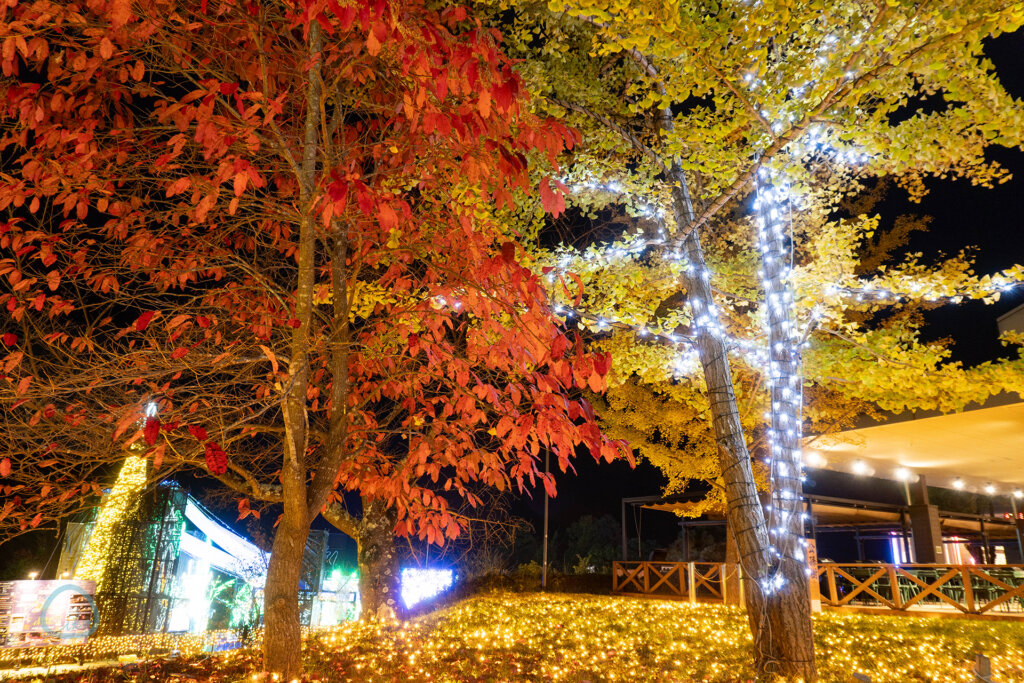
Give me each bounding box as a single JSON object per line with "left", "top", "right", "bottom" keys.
{"left": 258, "top": 344, "right": 279, "bottom": 374}
{"left": 108, "top": 0, "right": 131, "bottom": 27}
{"left": 366, "top": 29, "right": 381, "bottom": 56}
{"left": 151, "top": 442, "right": 165, "bottom": 470}
{"left": 477, "top": 89, "right": 491, "bottom": 118}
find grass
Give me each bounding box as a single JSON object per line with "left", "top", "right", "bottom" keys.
{"left": 6, "top": 592, "right": 1024, "bottom": 681}
{"left": 303, "top": 592, "right": 1024, "bottom": 681}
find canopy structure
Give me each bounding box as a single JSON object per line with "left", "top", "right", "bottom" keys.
{"left": 804, "top": 394, "right": 1024, "bottom": 495}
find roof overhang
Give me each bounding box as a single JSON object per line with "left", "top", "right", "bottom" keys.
{"left": 804, "top": 399, "right": 1024, "bottom": 494}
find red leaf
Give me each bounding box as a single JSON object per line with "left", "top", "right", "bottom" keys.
{"left": 539, "top": 176, "right": 566, "bottom": 218}
{"left": 170, "top": 347, "right": 189, "bottom": 359}
{"left": 1, "top": 333, "right": 16, "bottom": 346}
{"left": 287, "top": 318, "right": 301, "bottom": 329}
{"left": 493, "top": 79, "right": 515, "bottom": 112}
{"left": 187, "top": 425, "right": 208, "bottom": 441}
{"left": 204, "top": 442, "right": 227, "bottom": 475}
{"left": 144, "top": 416, "right": 160, "bottom": 445}
{"left": 501, "top": 242, "right": 516, "bottom": 264}
{"left": 0, "top": 458, "right": 10, "bottom": 477}
{"left": 196, "top": 316, "right": 211, "bottom": 328}
{"left": 135, "top": 311, "right": 155, "bottom": 332}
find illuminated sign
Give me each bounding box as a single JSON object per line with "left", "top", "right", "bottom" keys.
{"left": 0, "top": 580, "right": 98, "bottom": 648}
{"left": 400, "top": 568, "right": 455, "bottom": 608}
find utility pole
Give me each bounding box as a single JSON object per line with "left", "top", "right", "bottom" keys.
{"left": 542, "top": 449, "right": 550, "bottom": 589}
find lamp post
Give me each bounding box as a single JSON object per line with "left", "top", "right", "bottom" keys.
{"left": 542, "top": 449, "right": 550, "bottom": 589}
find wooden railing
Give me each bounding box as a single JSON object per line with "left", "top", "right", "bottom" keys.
{"left": 612, "top": 561, "right": 1024, "bottom": 616}
{"left": 816, "top": 563, "right": 1024, "bottom": 615}
{"left": 611, "top": 561, "right": 737, "bottom": 603}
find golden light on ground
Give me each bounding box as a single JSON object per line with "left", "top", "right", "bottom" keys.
{"left": 3, "top": 593, "right": 1023, "bottom": 681}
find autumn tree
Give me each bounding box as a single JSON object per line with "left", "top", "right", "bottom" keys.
{"left": 0, "top": 0, "right": 621, "bottom": 676}
{"left": 587, "top": 191, "right": 1024, "bottom": 560}
{"left": 492, "top": 0, "right": 1024, "bottom": 678}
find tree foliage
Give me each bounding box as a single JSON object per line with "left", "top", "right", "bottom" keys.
{"left": 0, "top": 0, "right": 624, "bottom": 674}
{"left": 488, "top": 0, "right": 1024, "bottom": 677}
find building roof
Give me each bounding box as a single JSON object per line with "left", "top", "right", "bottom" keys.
{"left": 804, "top": 398, "right": 1024, "bottom": 494}
{"left": 643, "top": 496, "right": 1018, "bottom": 539}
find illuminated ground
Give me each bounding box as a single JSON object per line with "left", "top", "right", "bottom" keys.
{"left": 4, "top": 593, "right": 1024, "bottom": 681}
{"left": 303, "top": 593, "right": 1024, "bottom": 681}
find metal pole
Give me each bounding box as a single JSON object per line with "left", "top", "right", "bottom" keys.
{"left": 542, "top": 449, "right": 549, "bottom": 589}
{"left": 980, "top": 517, "right": 991, "bottom": 565}
{"left": 618, "top": 497, "right": 626, "bottom": 561}
{"left": 637, "top": 506, "right": 643, "bottom": 560}
{"left": 1011, "top": 495, "right": 1024, "bottom": 563}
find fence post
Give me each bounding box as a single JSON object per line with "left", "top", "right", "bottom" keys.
{"left": 720, "top": 563, "right": 728, "bottom": 604}
{"left": 888, "top": 564, "right": 902, "bottom": 609}
{"left": 738, "top": 563, "right": 744, "bottom": 605}
{"left": 974, "top": 654, "right": 992, "bottom": 683}
{"left": 962, "top": 566, "right": 976, "bottom": 613}
{"left": 687, "top": 562, "right": 697, "bottom": 604}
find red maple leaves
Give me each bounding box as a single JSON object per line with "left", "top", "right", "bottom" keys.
{"left": 0, "top": 0, "right": 623, "bottom": 550}
{"left": 204, "top": 442, "right": 228, "bottom": 475}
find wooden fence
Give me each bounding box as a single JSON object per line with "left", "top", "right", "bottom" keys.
{"left": 612, "top": 561, "right": 1024, "bottom": 616}
{"left": 611, "top": 561, "right": 738, "bottom": 603}
{"left": 816, "top": 563, "right": 1024, "bottom": 615}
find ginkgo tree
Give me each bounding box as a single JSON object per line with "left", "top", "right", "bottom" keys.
{"left": 490, "top": 0, "right": 1024, "bottom": 678}
{"left": 0, "top": 0, "right": 623, "bottom": 677}
{"left": 586, "top": 190, "right": 1024, "bottom": 543}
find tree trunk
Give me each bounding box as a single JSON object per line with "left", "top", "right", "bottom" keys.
{"left": 749, "top": 175, "right": 817, "bottom": 680}
{"left": 263, "top": 516, "right": 311, "bottom": 679}
{"left": 357, "top": 498, "right": 401, "bottom": 621}
{"left": 261, "top": 20, "right": 324, "bottom": 681}
{"left": 746, "top": 559, "right": 816, "bottom": 680}
{"left": 724, "top": 517, "right": 741, "bottom": 606}
{"left": 669, "top": 172, "right": 817, "bottom": 680}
